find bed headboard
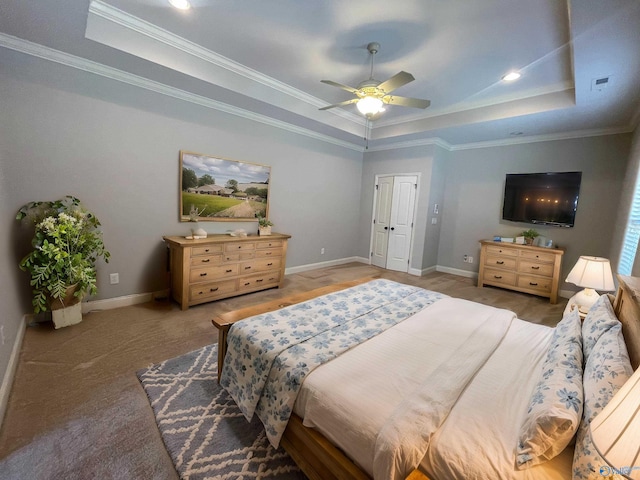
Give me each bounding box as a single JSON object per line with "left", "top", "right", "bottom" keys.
{"left": 613, "top": 275, "right": 640, "bottom": 370}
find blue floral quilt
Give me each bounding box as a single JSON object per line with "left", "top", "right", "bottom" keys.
{"left": 220, "top": 279, "right": 447, "bottom": 447}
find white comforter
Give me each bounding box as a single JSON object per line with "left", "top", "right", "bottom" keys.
{"left": 295, "top": 297, "right": 571, "bottom": 480}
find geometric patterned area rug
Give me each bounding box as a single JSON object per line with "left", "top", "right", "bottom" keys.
{"left": 137, "top": 344, "right": 307, "bottom": 480}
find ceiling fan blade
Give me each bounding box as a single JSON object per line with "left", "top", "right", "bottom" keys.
{"left": 319, "top": 98, "right": 359, "bottom": 110}
{"left": 383, "top": 95, "right": 431, "bottom": 109}
{"left": 320, "top": 79, "right": 359, "bottom": 94}
{"left": 377, "top": 71, "right": 415, "bottom": 94}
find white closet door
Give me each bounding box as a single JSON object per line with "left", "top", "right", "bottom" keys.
{"left": 371, "top": 176, "right": 393, "bottom": 268}
{"left": 386, "top": 175, "right": 417, "bottom": 272}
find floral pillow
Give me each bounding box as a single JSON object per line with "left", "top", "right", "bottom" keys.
{"left": 581, "top": 294, "right": 619, "bottom": 360}
{"left": 516, "top": 308, "right": 583, "bottom": 468}
{"left": 572, "top": 323, "right": 633, "bottom": 479}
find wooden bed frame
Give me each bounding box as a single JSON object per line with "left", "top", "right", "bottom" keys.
{"left": 212, "top": 275, "right": 640, "bottom": 480}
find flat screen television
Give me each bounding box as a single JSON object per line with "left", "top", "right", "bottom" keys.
{"left": 502, "top": 171, "right": 582, "bottom": 227}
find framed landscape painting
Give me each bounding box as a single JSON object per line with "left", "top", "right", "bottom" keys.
{"left": 179, "top": 151, "right": 271, "bottom": 222}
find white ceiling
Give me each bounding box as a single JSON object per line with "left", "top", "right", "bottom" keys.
{"left": 1, "top": 0, "right": 639, "bottom": 151}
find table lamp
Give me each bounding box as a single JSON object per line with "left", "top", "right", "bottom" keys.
{"left": 590, "top": 366, "right": 640, "bottom": 479}
{"left": 565, "top": 256, "right": 615, "bottom": 314}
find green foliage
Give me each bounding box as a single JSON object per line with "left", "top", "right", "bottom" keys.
{"left": 182, "top": 168, "right": 198, "bottom": 190}
{"left": 198, "top": 174, "right": 215, "bottom": 187}
{"left": 181, "top": 192, "right": 243, "bottom": 216}
{"left": 16, "top": 196, "right": 110, "bottom": 313}
{"left": 521, "top": 228, "right": 539, "bottom": 239}
{"left": 225, "top": 179, "right": 238, "bottom": 192}
{"left": 257, "top": 215, "right": 273, "bottom": 227}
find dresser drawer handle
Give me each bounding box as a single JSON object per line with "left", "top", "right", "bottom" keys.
{"left": 245, "top": 266, "right": 252, "bottom": 270}
{"left": 265, "top": 252, "right": 272, "bottom": 256}
{"left": 238, "top": 246, "right": 242, "bottom": 249}
{"left": 244, "top": 282, "right": 250, "bottom": 286}
{"left": 529, "top": 282, "right": 538, "bottom": 286}
{"left": 531, "top": 266, "right": 540, "bottom": 270}
{"left": 200, "top": 273, "right": 207, "bottom": 277}
{"left": 496, "top": 260, "right": 504, "bottom": 265}
{"left": 201, "top": 259, "right": 210, "bottom": 263}
{"left": 256, "top": 279, "right": 263, "bottom": 283}
{"left": 225, "top": 269, "right": 233, "bottom": 273}
{"left": 204, "top": 249, "right": 210, "bottom": 252}
{"left": 210, "top": 287, "right": 218, "bottom": 292}
{"left": 493, "top": 275, "right": 502, "bottom": 279}
{"left": 267, "top": 263, "right": 273, "bottom": 266}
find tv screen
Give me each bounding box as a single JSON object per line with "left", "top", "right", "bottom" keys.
{"left": 502, "top": 171, "right": 582, "bottom": 227}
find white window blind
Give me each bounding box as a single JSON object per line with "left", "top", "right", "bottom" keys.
{"left": 619, "top": 180, "right": 640, "bottom": 275}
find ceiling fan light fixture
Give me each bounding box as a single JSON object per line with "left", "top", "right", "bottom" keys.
{"left": 357, "top": 96, "right": 384, "bottom": 116}
{"left": 168, "top": 0, "right": 191, "bottom": 10}
{"left": 502, "top": 71, "right": 521, "bottom": 82}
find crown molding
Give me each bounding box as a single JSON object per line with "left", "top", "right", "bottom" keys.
{"left": 366, "top": 137, "right": 452, "bottom": 152}
{"left": 88, "top": 0, "right": 365, "bottom": 128}
{"left": 449, "top": 125, "right": 634, "bottom": 151}
{"left": 0, "top": 32, "right": 363, "bottom": 152}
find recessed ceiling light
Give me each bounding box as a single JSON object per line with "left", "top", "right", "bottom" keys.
{"left": 168, "top": 0, "right": 191, "bottom": 10}
{"left": 502, "top": 71, "right": 521, "bottom": 82}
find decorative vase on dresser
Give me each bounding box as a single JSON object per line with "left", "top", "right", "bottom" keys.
{"left": 163, "top": 233, "right": 290, "bottom": 310}
{"left": 477, "top": 240, "right": 565, "bottom": 304}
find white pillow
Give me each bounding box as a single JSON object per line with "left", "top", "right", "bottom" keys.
{"left": 572, "top": 323, "right": 632, "bottom": 479}
{"left": 581, "top": 294, "right": 619, "bottom": 360}
{"left": 516, "top": 308, "right": 583, "bottom": 468}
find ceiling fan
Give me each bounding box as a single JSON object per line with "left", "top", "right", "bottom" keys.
{"left": 319, "top": 42, "right": 431, "bottom": 119}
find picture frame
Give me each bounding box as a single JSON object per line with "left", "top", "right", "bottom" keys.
{"left": 179, "top": 151, "right": 271, "bottom": 222}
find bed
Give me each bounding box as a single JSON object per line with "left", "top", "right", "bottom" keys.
{"left": 212, "top": 275, "right": 640, "bottom": 480}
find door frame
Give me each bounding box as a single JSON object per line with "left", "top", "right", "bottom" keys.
{"left": 369, "top": 172, "right": 421, "bottom": 272}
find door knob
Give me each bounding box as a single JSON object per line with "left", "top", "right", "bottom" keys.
{"left": 384, "top": 226, "right": 388, "bottom": 230}
{"left": 390, "top": 227, "right": 395, "bottom": 231}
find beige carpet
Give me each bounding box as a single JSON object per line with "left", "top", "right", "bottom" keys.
{"left": 0, "top": 264, "right": 566, "bottom": 479}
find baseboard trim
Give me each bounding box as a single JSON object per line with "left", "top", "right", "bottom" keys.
{"left": 284, "top": 256, "right": 369, "bottom": 275}
{"left": 436, "top": 265, "right": 479, "bottom": 279}
{"left": 81, "top": 289, "right": 170, "bottom": 314}
{"left": 0, "top": 315, "right": 27, "bottom": 429}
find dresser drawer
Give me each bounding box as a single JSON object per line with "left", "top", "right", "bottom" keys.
{"left": 189, "top": 280, "right": 237, "bottom": 302}
{"left": 223, "top": 252, "right": 255, "bottom": 262}
{"left": 518, "top": 260, "right": 554, "bottom": 277}
{"left": 518, "top": 275, "right": 552, "bottom": 294}
{"left": 225, "top": 242, "right": 256, "bottom": 252}
{"left": 483, "top": 268, "right": 516, "bottom": 286}
{"left": 189, "top": 264, "right": 239, "bottom": 283}
{"left": 238, "top": 272, "right": 281, "bottom": 291}
{"left": 520, "top": 250, "right": 556, "bottom": 263}
{"left": 485, "top": 245, "right": 518, "bottom": 257}
{"left": 485, "top": 255, "right": 516, "bottom": 270}
{"left": 239, "top": 257, "right": 282, "bottom": 275}
{"left": 190, "top": 254, "right": 223, "bottom": 267}
{"left": 256, "top": 240, "right": 283, "bottom": 249}
{"left": 192, "top": 245, "right": 223, "bottom": 256}
{"left": 256, "top": 248, "right": 282, "bottom": 258}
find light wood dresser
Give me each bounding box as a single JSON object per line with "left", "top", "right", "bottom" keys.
{"left": 478, "top": 240, "right": 565, "bottom": 303}
{"left": 163, "top": 233, "right": 290, "bottom": 310}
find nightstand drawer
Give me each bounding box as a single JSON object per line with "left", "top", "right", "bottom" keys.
{"left": 485, "top": 255, "right": 517, "bottom": 270}
{"left": 518, "top": 260, "right": 553, "bottom": 277}
{"left": 192, "top": 245, "right": 223, "bottom": 256}
{"left": 483, "top": 268, "right": 516, "bottom": 286}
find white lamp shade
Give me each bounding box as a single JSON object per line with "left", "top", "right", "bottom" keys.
{"left": 356, "top": 96, "right": 384, "bottom": 116}
{"left": 590, "top": 366, "right": 640, "bottom": 479}
{"left": 566, "top": 256, "right": 615, "bottom": 291}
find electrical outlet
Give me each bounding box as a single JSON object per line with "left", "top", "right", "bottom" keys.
{"left": 431, "top": 217, "right": 438, "bottom": 224}
{"left": 463, "top": 255, "right": 468, "bottom": 262}
{"left": 320, "top": 248, "right": 325, "bottom": 255}
{"left": 109, "top": 273, "right": 119, "bottom": 285}
{"left": 468, "top": 256, "right": 474, "bottom": 264}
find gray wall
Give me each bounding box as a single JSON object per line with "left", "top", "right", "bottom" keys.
{"left": 0, "top": 72, "right": 363, "bottom": 406}
{"left": 438, "top": 135, "right": 632, "bottom": 290}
